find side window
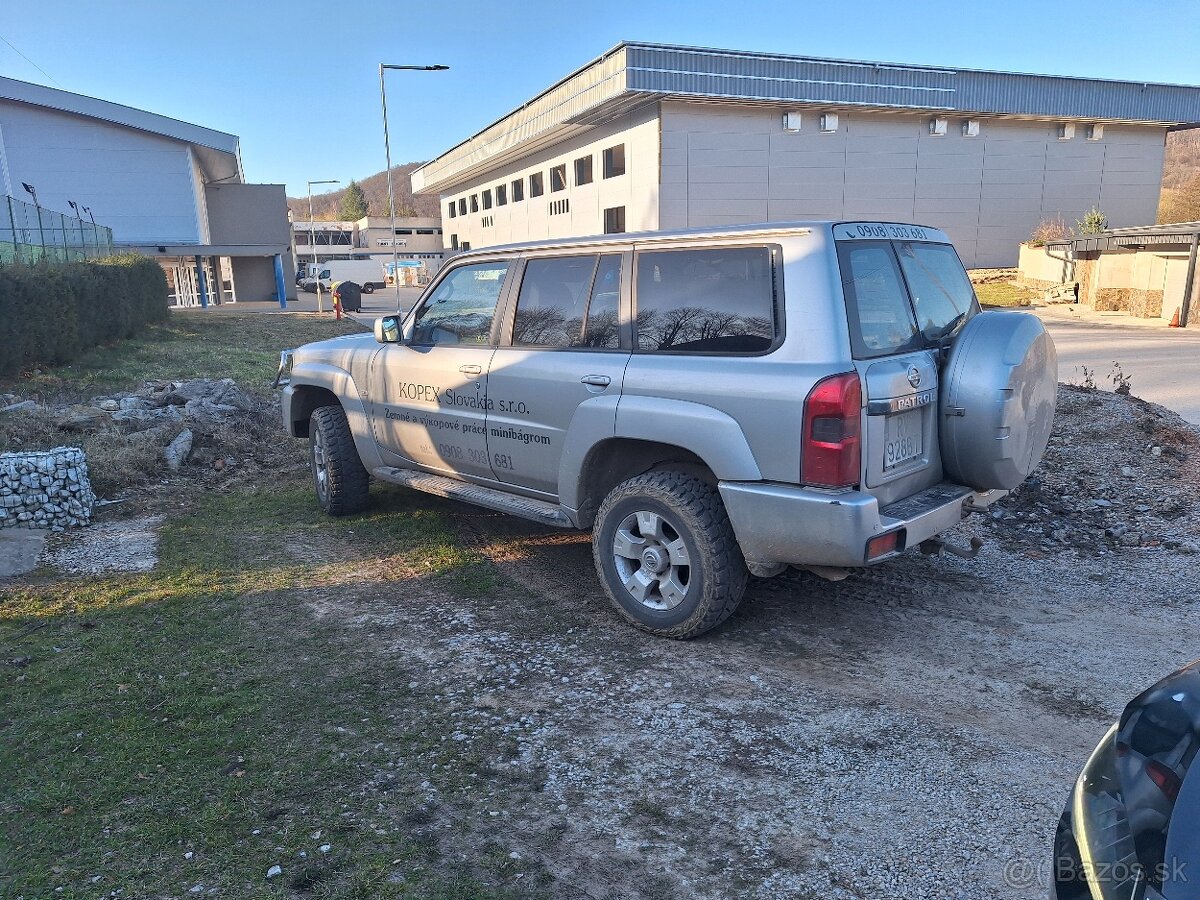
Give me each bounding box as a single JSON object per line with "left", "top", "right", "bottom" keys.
{"left": 581, "top": 255, "right": 622, "bottom": 349}
{"left": 836, "top": 242, "right": 920, "bottom": 359}
{"left": 635, "top": 247, "right": 776, "bottom": 353}
{"left": 512, "top": 255, "right": 598, "bottom": 347}
{"left": 411, "top": 261, "right": 510, "bottom": 346}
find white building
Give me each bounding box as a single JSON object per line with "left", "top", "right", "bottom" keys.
{"left": 291, "top": 216, "right": 445, "bottom": 277}
{"left": 413, "top": 43, "right": 1200, "bottom": 268}
{"left": 0, "top": 75, "right": 294, "bottom": 305}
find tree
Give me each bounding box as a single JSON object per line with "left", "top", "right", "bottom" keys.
{"left": 338, "top": 180, "right": 369, "bottom": 221}
{"left": 1076, "top": 206, "right": 1108, "bottom": 235}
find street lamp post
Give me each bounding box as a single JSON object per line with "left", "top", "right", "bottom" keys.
{"left": 379, "top": 63, "right": 448, "bottom": 312}
{"left": 307, "top": 179, "right": 339, "bottom": 313}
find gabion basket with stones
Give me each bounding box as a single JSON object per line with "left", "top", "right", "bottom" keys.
{"left": 0, "top": 447, "right": 95, "bottom": 531}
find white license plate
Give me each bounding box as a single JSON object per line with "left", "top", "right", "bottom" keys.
{"left": 884, "top": 409, "right": 923, "bottom": 469}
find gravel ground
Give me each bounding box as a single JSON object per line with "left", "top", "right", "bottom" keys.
{"left": 297, "top": 384, "right": 1200, "bottom": 900}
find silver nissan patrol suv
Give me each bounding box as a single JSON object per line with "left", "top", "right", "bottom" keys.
{"left": 278, "top": 222, "right": 1057, "bottom": 639}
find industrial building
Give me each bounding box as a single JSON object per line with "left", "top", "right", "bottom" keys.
{"left": 0, "top": 75, "right": 294, "bottom": 306}
{"left": 291, "top": 216, "right": 445, "bottom": 276}
{"left": 413, "top": 43, "right": 1200, "bottom": 268}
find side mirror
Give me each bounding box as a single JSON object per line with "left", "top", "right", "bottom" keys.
{"left": 374, "top": 315, "right": 402, "bottom": 343}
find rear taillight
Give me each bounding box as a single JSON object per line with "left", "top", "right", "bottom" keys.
{"left": 1145, "top": 759, "right": 1182, "bottom": 802}
{"left": 802, "top": 372, "right": 862, "bottom": 488}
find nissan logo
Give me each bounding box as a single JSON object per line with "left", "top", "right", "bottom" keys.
{"left": 907, "top": 366, "right": 922, "bottom": 389}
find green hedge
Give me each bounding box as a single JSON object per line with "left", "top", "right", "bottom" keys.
{"left": 0, "top": 254, "right": 169, "bottom": 376}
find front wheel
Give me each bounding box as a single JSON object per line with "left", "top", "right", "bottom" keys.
{"left": 310, "top": 405, "right": 370, "bottom": 516}
{"left": 362, "top": 283, "right": 375, "bottom": 294}
{"left": 592, "top": 470, "right": 747, "bottom": 639}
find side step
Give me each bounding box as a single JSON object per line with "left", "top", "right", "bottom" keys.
{"left": 374, "top": 467, "right": 575, "bottom": 528}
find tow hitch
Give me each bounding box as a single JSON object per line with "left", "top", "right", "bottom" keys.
{"left": 919, "top": 536, "right": 984, "bottom": 559}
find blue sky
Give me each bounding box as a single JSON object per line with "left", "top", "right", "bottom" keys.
{"left": 2, "top": 0, "right": 1198, "bottom": 199}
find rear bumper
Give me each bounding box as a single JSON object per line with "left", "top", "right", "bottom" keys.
{"left": 719, "top": 480, "right": 1005, "bottom": 568}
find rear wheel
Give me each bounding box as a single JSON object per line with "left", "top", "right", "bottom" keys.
{"left": 310, "top": 405, "right": 369, "bottom": 516}
{"left": 362, "top": 283, "right": 375, "bottom": 294}
{"left": 592, "top": 470, "right": 747, "bottom": 639}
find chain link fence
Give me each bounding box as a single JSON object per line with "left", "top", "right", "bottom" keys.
{"left": 0, "top": 195, "right": 114, "bottom": 264}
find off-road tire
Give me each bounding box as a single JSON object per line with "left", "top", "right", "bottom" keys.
{"left": 592, "top": 470, "right": 748, "bottom": 639}
{"left": 310, "top": 405, "right": 370, "bottom": 516}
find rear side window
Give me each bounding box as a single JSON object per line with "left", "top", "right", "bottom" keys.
{"left": 634, "top": 247, "right": 777, "bottom": 354}
{"left": 895, "top": 241, "right": 977, "bottom": 337}
{"left": 837, "top": 242, "right": 921, "bottom": 359}
{"left": 411, "top": 261, "right": 510, "bottom": 346}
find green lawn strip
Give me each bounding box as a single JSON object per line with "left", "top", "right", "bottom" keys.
{"left": 0, "top": 479, "right": 520, "bottom": 898}
{"left": 974, "top": 280, "right": 1039, "bottom": 308}
{"left": 2, "top": 312, "right": 366, "bottom": 402}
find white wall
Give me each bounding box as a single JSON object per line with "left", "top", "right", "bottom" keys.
{"left": 660, "top": 101, "right": 1167, "bottom": 268}
{"left": 0, "top": 101, "right": 203, "bottom": 243}
{"left": 437, "top": 103, "right": 660, "bottom": 250}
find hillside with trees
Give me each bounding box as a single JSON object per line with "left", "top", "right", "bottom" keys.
{"left": 1160, "top": 130, "right": 1200, "bottom": 224}
{"left": 288, "top": 162, "right": 441, "bottom": 221}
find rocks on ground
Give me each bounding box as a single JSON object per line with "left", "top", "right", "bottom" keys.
{"left": 985, "top": 385, "right": 1200, "bottom": 557}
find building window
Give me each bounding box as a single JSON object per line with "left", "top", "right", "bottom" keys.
{"left": 458, "top": 198, "right": 467, "bottom": 216}
{"left": 550, "top": 164, "right": 567, "bottom": 192}
{"left": 550, "top": 198, "right": 571, "bottom": 215}
{"left": 574, "top": 155, "right": 593, "bottom": 186}
{"left": 450, "top": 234, "right": 459, "bottom": 249}
{"left": 482, "top": 189, "right": 492, "bottom": 210}
{"left": 529, "top": 172, "right": 544, "bottom": 197}
{"left": 460, "top": 241, "right": 471, "bottom": 251}
{"left": 635, "top": 247, "right": 777, "bottom": 354}
{"left": 396, "top": 228, "right": 414, "bottom": 234}
{"left": 511, "top": 178, "right": 524, "bottom": 202}
{"left": 603, "top": 206, "right": 625, "bottom": 234}
{"left": 496, "top": 183, "right": 507, "bottom": 206}
{"left": 448, "top": 202, "right": 456, "bottom": 219}
{"left": 416, "top": 228, "right": 435, "bottom": 234}
{"left": 470, "top": 194, "right": 479, "bottom": 213}
{"left": 603, "top": 144, "right": 626, "bottom": 178}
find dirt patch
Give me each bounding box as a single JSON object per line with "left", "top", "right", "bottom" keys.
{"left": 40, "top": 514, "right": 163, "bottom": 574}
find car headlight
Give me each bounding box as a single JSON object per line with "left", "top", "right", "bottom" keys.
{"left": 273, "top": 349, "right": 294, "bottom": 389}
{"left": 1071, "top": 723, "right": 1159, "bottom": 900}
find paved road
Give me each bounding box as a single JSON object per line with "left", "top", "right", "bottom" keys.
{"left": 1043, "top": 319, "right": 1200, "bottom": 424}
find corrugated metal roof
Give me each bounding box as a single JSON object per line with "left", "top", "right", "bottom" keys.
{"left": 413, "top": 42, "right": 1200, "bottom": 195}
{"left": 0, "top": 74, "right": 243, "bottom": 182}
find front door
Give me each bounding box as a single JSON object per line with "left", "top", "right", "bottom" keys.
{"left": 368, "top": 259, "right": 513, "bottom": 479}
{"left": 486, "top": 252, "right": 630, "bottom": 496}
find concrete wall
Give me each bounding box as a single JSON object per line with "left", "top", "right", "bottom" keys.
{"left": 0, "top": 101, "right": 203, "bottom": 243}
{"left": 205, "top": 183, "right": 294, "bottom": 301}
{"left": 437, "top": 103, "right": 660, "bottom": 250}
{"left": 658, "top": 101, "right": 1167, "bottom": 268}
{"left": 1017, "top": 243, "right": 1077, "bottom": 285}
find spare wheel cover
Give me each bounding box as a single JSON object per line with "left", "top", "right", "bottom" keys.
{"left": 940, "top": 311, "right": 1057, "bottom": 491}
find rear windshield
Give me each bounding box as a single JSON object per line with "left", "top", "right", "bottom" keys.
{"left": 837, "top": 240, "right": 977, "bottom": 359}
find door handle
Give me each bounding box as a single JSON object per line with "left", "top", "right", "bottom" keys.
{"left": 580, "top": 374, "right": 611, "bottom": 387}
{"left": 459, "top": 364, "right": 482, "bottom": 376}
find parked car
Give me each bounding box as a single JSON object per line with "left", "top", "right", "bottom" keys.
{"left": 1053, "top": 660, "right": 1200, "bottom": 900}
{"left": 276, "top": 221, "right": 1057, "bottom": 638}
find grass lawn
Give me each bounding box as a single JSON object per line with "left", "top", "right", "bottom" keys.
{"left": 972, "top": 279, "right": 1040, "bottom": 308}
{"left": 0, "top": 312, "right": 543, "bottom": 899}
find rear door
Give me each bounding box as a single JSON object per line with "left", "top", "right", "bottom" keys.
{"left": 833, "top": 224, "right": 978, "bottom": 505}
{"left": 484, "top": 251, "right": 631, "bottom": 496}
